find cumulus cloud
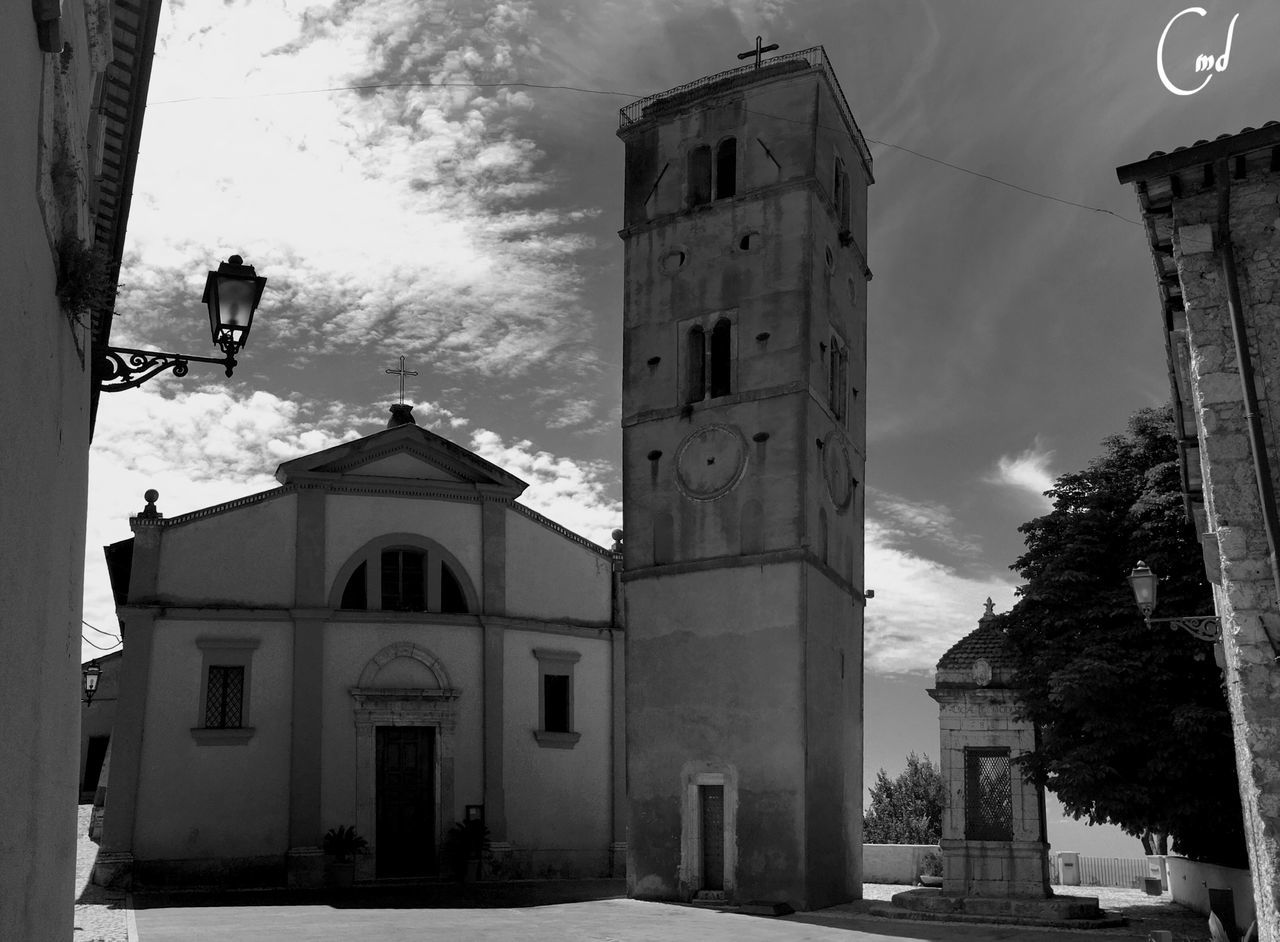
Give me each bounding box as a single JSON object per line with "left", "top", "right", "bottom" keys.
{"left": 862, "top": 489, "right": 1019, "bottom": 675}
{"left": 117, "top": 0, "right": 604, "bottom": 394}
{"left": 986, "top": 439, "right": 1056, "bottom": 510}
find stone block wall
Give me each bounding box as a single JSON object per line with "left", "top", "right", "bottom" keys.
{"left": 1163, "top": 169, "right": 1280, "bottom": 938}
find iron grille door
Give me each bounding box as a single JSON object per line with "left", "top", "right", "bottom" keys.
{"left": 964, "top": 748, "right": 1012, "bottom": 840}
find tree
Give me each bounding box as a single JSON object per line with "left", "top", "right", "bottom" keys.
{"left": 1001, "top": 405, "right": 1246, "bottom": 866}
{"left": 863, "top": 752, "right": 943, "bottom": 844}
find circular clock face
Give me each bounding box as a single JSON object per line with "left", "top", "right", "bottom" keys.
{"left": 675, "top": 424, "right": 747, "bottom": 501}
{"left": 823, "top": 435, "right": 853, "bottom": 511}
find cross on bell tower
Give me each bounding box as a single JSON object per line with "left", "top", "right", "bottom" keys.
{"left": 736, "top": 35, "right": 779, "bottom": 69}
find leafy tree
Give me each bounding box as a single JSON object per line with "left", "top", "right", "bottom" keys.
{"left": 1002, "top": 405, "right": 1246, "bottom": 866}
{"left": 863, "top": 752, "right": 943, "bottom": 844}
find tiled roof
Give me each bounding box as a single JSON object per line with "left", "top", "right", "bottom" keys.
{"left": 936, "top": 611, "right": 1015, "bottom": 672}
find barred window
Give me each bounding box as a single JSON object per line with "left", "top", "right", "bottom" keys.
{"left": 205, "top": 665, "right": 245, "bottom": 729}
{"left": 965, "top": 747, "right": 1013, "bottom": 840}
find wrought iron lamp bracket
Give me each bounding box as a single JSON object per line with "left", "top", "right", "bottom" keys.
{"left": 97, "top": 346, "right": 238, "bottom": 392}
{"left": 1145, "top": 614, "right": 1222, "bottom": 643}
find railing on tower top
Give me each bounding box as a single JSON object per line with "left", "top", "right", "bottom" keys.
{"left": 618, "top": 45, "right": 871, "bottom": 169}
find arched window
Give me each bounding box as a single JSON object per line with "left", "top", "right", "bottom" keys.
{"left": 686, "top": 326, "right": 706, "bottom": 404}
{"left": 333, "top": 535, "right": 475, "bottom": 614}
{"left": 709, "top": 319, "right": 732, "bottom": 398}
{"left": 715, "top": 138, "right": 736, "bottom": 199}
{"left": 688, "top": 146, "right": 712, "bottom": 206}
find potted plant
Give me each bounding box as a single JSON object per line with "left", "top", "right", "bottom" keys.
{"left": 919, "top": 850, "right": 944, "bottom": 887}
{"left": 322, "top": 825, "right": 367, "bottom": 887}
{"left": 442, "top": 819, "right": 490, "bottom": 883}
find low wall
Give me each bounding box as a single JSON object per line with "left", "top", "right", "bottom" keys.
{"left": 862, "top": 844, "right": 939, "bottom": 884}
{"left": 1167, "top": 857, "right": 1254, "bottom": 934}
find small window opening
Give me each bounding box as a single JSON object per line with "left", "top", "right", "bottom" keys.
{"left": 686, "top": 326, "right": 706, "bottom": 404}
{"left": 709, "top": 319, "right": 732, "bottom": 398}
{"left": 543, "top": 674, "right": 571, "bottom": 732}
{"left": 340, "top": 561, "right": 368, "bottom": 610}
{"left": 715, "top": 138, "right": 737, "bottom": 199}
{"left": 739, "top": 232, "right": 757, "bottom": 251}
{"left": 689, "top": 146, "right": 712, "bottom": 206}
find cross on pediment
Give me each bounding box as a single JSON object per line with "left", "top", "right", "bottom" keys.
{"left": 737, "top": 35, "right": 779, "bottom": 69}
{"left": 385, "top": 355, "right": 418, "bottom": 404}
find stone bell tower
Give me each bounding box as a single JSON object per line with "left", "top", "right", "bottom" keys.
{"left": 616, "top": 44, "right": 871, "bottom": 910}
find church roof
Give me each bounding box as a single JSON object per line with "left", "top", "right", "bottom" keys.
{"left": 274, "top": 420, "right": 528, "bottom": 497}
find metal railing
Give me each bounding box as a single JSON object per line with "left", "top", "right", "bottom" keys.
{"left": 618, "top": 45, "right": 871, "bottom": 169}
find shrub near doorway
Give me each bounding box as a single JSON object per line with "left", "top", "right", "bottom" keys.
{"left": 322, "top": 825, "right": 367, "bottom": 888}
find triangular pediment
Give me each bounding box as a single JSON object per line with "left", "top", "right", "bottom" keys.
{"left": 275, "top": 424, "right": 527, "bottom": 496}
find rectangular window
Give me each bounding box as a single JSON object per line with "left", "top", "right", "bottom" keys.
{"left": 205, "top": 665, "right": 245, "bottom": 729}
{"left": 193, "top": 637, "right": 258, "bottom": 744}
{"left": 533, "top": 648, "right": 581, "bottom": 749}
{"left": 381, "top": 549, "right": 426, "bottom": 611}
{"left": 964, "top": 748, "right": 1013, "bottom": 840}
{"left": 543, "top": 674, "right": 571, "bottom": 732}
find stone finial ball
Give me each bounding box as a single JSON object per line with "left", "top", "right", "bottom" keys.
{"left": 144, "top": 489, "right": 159, "bottom": 503}
{"left": 611, "top": 529, "right": 624, "bottom": 542}
{"left": 228, "top": 254, "right": 243, "bottom": 266}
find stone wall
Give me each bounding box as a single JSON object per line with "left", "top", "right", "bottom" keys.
{"left": 1164, "top": 170, "right": 1280, "bottom": 939}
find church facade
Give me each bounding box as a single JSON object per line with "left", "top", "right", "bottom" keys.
{"left": 617, "top": 45, "right": 871, "bottom": 909}
{"left": 96, "top": 407, "right": 625, "bottom": 887}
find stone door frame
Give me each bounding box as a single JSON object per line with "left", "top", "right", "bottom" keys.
{"left": 350, "top": 643, "right": 459, "bottom": 882}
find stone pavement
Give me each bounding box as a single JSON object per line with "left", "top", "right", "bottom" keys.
{"left": 127, "top": 883, "right": 1210, "bottom": 942}
{"left": 75, "top": 811, "right": 1210, "bottom": 942}
{"left": 74, "top": 804, "right": 128, "bottom": 942}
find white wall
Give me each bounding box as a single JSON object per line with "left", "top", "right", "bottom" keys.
{"left": 155, "top": 495, "right": 296, "bottom": 606}
{"left": 504, "top": 510, "right": 611, "bottom": 623}
{"left": 1168, "top": 856, "right": 1256, "bottom": 934}
{"left": 862, "top": 844, "right": 940, "bottom": 884}
{"left": 502, "top": 628, "right": 613, "bottom": 870}
{"left": 134, "top": 620, "right": 292, "bottom": 860}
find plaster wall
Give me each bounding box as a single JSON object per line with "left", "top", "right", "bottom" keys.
{"left": 502, "top": 628, "right": 614, "bottom": 875}
{"left": 863, "top": 844, "right": 942, "bottom": 884}
{"left": 319, "top": 620, "right": 484, "bottom": 839}
{"left": 154, "top": 495, "right": 297, "bottom": 606}
{"left": 324, "top": 495, "right": 482, "bottom": 594}
{"left": 1167, "top": 173, "right": 1280, "bottom": 937}
{"left": 625, "top": 562, "right": 808, "bottom": 901}
{"left": 133, "top": 619, "right": 292, "bottom": 861}
{"left": 0, "top": 5, "right": 102, "bottom": 936}
{"left": 504, "top": 510, "right": 612, "bottom": 623}
{"left": 1167, "top": 856, "right": 1256, "bottom": 933}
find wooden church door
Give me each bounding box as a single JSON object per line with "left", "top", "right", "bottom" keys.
{"left": 375, "top": 726, "right": 436, "bottom": 877}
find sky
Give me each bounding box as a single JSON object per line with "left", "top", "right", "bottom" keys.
{"left": 82, "top": 0, "right": 1280, "bottom": 857}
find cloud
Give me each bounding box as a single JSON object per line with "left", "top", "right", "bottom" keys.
{"left": 870, "top": 490, "right": 982, "bottom": 558}
{"left": 985, "top": 439, "right": 1056, "bottom": 510}
{"left": 117, "top": 0, "right": 605, "bottom": 392}
{"left": 467, "top": 428, "right": 621, "bottom": 545}
{"left": 864, "top": 517, "right": 1018, "bottom": 675}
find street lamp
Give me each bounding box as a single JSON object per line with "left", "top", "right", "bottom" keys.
{"left": 96, "top": 255, "right": 267, "bottom": 392}
{"left": 1127, "top": 560, "right": 1221, "bottom": 642}
{"left": 82, "top": 662, "right": 102, "bottom": 706}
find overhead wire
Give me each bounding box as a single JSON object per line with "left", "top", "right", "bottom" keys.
{"left": 148, "top": 76, "right": 1138, "bottom": 226}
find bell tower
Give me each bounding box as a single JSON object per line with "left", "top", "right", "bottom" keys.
{"left": 617, "top": 46, "right": 871, "bottom": 909}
